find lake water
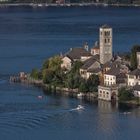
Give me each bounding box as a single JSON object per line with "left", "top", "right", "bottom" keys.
{"left": 0, "top": 5, "right": 140, "bottom": 140}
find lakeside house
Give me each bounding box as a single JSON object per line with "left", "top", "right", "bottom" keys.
{"left": 127, "top": 69, "right": 140, "bottom": 86}
{"left": 61, "top": 43, "right": 92, "bottom": 70}
{"left": 80, "top": 55, "right": 101, "bottom": 79}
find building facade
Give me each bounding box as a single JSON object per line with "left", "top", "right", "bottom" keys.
{"left": 98, "top": 85, "right": 118, "bottom": 101}
{"left": 127, "top": 69, "right": 140, "bottom": 86}
{"left": 99, "top": 25, "right": 113, "bottom": 64}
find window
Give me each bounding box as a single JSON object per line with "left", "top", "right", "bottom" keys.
{"left": 105, "top": 39, "right": 107, "bottom": 43}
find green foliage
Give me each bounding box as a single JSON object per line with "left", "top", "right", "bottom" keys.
{"left": 65, "top": 72, "right": 82, "bottom": 89}
{"left": 79, "top": 79, "right": 88, "bottom": 93}
{"left": 71, "top": 61, "right": 83, "bottom": 73}
{"left": 48, "top": 55, "right": 62, "bottom": 71}
{"left": 41, "top": 56, "right": 65, "bottom": 86}
{"left": 30, "top": 68, "right": 39, "bottom": 79}
{"left": 31, "top": 56, "right": 99, "bottom": 94}
{"left": 87, "top": 74, "right": 99, "bottom": 92}
{"left": 118, "top": 87, "right": 133, "bottom": 101}
{"left": 42, "top": 59, "right": 49, "bottom": 70}
{"left": 42, "top": 69, "right": 54, "bottom": 84}
{"left": 130, "top": 45, "right": 140, "bottom": 70}
{"left": 64, "top": 61, "right": 83, "bottom": 89}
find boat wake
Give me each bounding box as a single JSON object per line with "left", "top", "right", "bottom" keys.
{"left": 69, "top": 105, "right": 85, "bottom": 111}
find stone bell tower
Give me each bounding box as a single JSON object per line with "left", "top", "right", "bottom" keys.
{"left": 99, "top": 25, "right": 113, "bottom": 64}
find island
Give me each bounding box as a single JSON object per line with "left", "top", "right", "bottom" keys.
{"left": 10, "top": 25, "right": 140, "bottom": 106}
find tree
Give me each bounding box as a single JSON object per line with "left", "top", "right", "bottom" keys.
{"left": 30, "top": 68, "right": 39, "bottom": 79}
{"left": 79, "top": 79, "right": 88, "bottom": 93}
{"left": 71, "top": 61, "right": 83, "bottom": 73}
{"left": 48, "top": 55, "right": 62, "bottom": 71}
{"left": 87, "top": 74, "right": 99, "bottom": 92}
{"left": 118, "top": 87, "right": 133, "bottom": 101}
{"left": 130, "top": 45, "right": 140, "bottom": 70}
{"left": 42, "top": 59, "right": 49, "bottom": 70}
{"left": 43, "top": 69, "right": 54, "bottom": 84}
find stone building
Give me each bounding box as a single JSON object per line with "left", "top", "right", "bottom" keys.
{"left": 137, "top": 52, "right": 140, "bottom": 68}
{"left": 127, "top": 68, "right": 140, "bottom": 86}
{"left": 98, "top": 52, "right": 129, "bottom": 101}
{"left": 80, "top": 55, "right": 101, "bottom": 79}
{"left": 61, "top": 46, "right": 92, "bottom": 70}
{"left": 99, "top": 25, "right": 113, "bottom": 64}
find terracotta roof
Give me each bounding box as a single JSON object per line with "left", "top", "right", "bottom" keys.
{"left": 116, "top": 73, "right": 127, "bottom": 84}
{"left": 66, "top": 47, "right": 91, "bottom": 60}
{"left": 64, "top": 55, "right": 74, "bottom": 61}
{"left": 81, "top": 55, "right": 100, "bottom": 69}
{"left": 103, "top": 61, "right": 113, "bottom": 68}
{"left": 128, "top": 69, "right": 140, "bottom": 76}
{"left": 103, "top": 59, "right": 128, "bottom": 70}
{"left": 87, "top": 68, "right": 101, "bottom": 73}
{"left": 133, "top": 85, "right": 140, "bottom": 91}
{"left": 92, "top": 46, "right": 99, "bottom": 50}
{"left": 105, "top": 67, "right": 121, "bottom": 76}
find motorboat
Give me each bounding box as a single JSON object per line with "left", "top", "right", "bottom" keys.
{"left": 123, "top": 112, "right": 131, "bottom": 115}
{"left": 37, "top": 95, "right": 43, "bottom": 99}
{"left": 76, "top": 105, "right": 84, "bottom": 110}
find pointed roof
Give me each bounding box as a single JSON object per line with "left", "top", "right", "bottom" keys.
{"left": 128, "top": 69, "right": 140, "bottom": 76}
{"left": 66, "top": 47, "right": 91, "bottom": 60}
{"left": 81, "top": 55, "right": 100, "bottom": 70}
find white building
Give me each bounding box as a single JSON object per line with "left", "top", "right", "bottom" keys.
{"left": 80, "top": 55, "right": 101, "bottom": 79}
{"left": 99, "top": 25, "right": 113, "bottom": 64}
{"left": 127, "top": 69, "right": 140, "bottom": 86}
{"left": 98, "top": 85, "right": 118, "bottom": 101}
{"left": 98, "top": 63, "right": 127, "bottom": 101}
{"left": 61, "top": 56, "right": 72, "bottom": 70}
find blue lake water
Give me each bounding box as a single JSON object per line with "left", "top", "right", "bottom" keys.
{"left": 0, "top": 6, "right": 140, "bottom": 140}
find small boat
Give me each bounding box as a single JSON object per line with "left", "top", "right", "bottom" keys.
{"left": 38, "top": 4, "right": 43, "bottom": 7}
{"left": 77, "top": 92, "right": 84, "bottom": 98}
{"left": 123, "top": 112, "right": 131, "bottom": 115}
{"left": 76, "top": 105, "right": 84, "bottom": 110}
{"left": 37, "top": 95, "right": 43, "bottom": 99}
{"left": 103, "top": 3, "right": 108, "bottom": 7}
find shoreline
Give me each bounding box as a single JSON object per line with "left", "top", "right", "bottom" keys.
{"left": 0, "top": 3, "right": 140, "bottom": 8}
{"left": 10, "top": 76, "right": 140, "bottom": 106}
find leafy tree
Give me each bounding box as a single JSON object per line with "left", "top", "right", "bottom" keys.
{"left": 42, "top": 59, "right": 49, "bottom": 70}
{"left": 71, "top": 61, "right": 83, "bottom": 73}
{"left": 130, "top": 45, "right": 140, "bottom": 70}
{"left": 87, "top": 74, "right": 99, "bottom": 92}
{"left": 43, "top": 69, "right": 54, "bottom": 84}
{"left": 79, "top": 79, "right": 88, "bottom": 93}
{"left": 118, "top": 87, "right": 133, "bottom": 101}
{"left": 30, "top": 68, "right": 39, "bottom": 79}
{"left": 65, "top": 73, "right": 75, "bottom": 89}
{"left": 48, "top": 55, "right": 62, "bottom": 71}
